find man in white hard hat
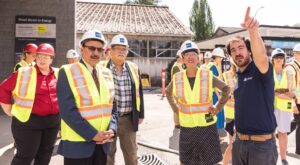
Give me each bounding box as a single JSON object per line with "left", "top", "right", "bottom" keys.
{"left": 106, "top": 34, "right": 144, "bottom": 165}
{"left": 57, "top": 29, "right": 118, "bottom": 164}
{"left": 286, "top": 43, "right": 300, "bottom": 155}
{"left": 66, "top": 49, "right": 80, "bottom": 64}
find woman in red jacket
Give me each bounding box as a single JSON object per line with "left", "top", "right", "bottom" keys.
{"left": 0, "top": 43, "right": 59, "bottom": 165}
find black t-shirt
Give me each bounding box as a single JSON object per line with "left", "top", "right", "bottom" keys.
{"left": 234, "top": 61, "right": 277, "bottom": 135}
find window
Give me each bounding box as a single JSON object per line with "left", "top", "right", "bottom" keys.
{"left": 127, "top": 39, "right": 185, "bottom": 58}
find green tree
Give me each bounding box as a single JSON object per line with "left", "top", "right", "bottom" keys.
{"left": 189, "top": 0, "right": 215, "bottom": 41}
{"left": 125, "top": 0, "right": 161, "bottom": 5}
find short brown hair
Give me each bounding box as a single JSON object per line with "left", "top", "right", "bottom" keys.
{"left": 226, "top": 35, "right": 251, "bottom": 56}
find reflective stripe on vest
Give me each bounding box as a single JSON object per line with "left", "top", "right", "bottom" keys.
{"left": 274, "top": 69, "right": 295, "bottom": 112}
{"left": 61, "top": 63, "right": 115, "bottom": 142}
{"left": 127, "top": 61, "right": 141, "bottom": 112}
{"left": 173, "top": 68, "right": 215, "bottom": 128}
{"left": 14, "top": 60, "right": 36, "bottom": 71}
{"left": 11, "top": 67, "right": 37, "bottom": 122}
{"left": 223, "top": 71, "right": 236, "bottom": 119}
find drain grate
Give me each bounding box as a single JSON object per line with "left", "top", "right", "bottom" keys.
{"left": 138, "top": 153, "right": 166, "bottom": 165}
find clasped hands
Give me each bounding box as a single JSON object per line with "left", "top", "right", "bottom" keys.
{"left": 92, "top": 129, "right": 115, "bottom": 144}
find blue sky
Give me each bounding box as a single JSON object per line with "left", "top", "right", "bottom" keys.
{"left": 79, "top": 0, "right": 300, "bottom": 29}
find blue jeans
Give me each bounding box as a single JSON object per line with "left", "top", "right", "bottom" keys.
{"left": 232, "top": 136, "right": 278, "bottom": 165}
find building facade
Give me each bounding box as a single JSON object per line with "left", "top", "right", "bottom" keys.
{"left": 76, "top": 2, "right": 192, "bottom": 85}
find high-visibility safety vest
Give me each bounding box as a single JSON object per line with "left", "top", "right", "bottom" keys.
{"left": 172, "top": 68, "right": 215, "bottom": 128}
{"left": 60, "top": 63, "right": 115, "bottom": 141}
{"left": 222, "top": 70, "right": 236, "bottom": 119}
{"left": 100, "top": 60, "right": 109, "bottom": 67}
{"left": 126, "top": 61, "right": 141, "bottom": 112}
{"left": 104, "top": 60, "right": 141, "bottom": 112}
{"left": 287, "top": 62, "right": 300, "bottom": 102}
{"left": 14, "top": 60, "right": 35, "bottom": 71}
{"left": 11, "top": 66, "right": 58, "bottom": 122}
{"left": 171, "top": 62, "right": 184, "bottom": 79}
{"left": 274, "top": 69, "right": 295, "bottom": 112}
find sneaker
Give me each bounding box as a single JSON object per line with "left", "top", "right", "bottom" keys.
{"left": 281, "top": 159, "right": 289, "bottom": 165}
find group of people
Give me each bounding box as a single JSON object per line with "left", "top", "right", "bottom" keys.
{"left": 0, "top": 31, "right": 144, "bottom": 165}
{"left": 167, "top": 7, "right": 300, "bottom": 165}
{"left": 1, "top": 6, "right": 300, "bottom": 165}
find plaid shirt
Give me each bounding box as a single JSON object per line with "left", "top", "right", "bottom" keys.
{"left": 110, "top": 62, "right": 132, "bottom": 115}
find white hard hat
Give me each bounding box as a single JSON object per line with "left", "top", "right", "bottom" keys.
{"left": 271, "top": 48, "right": 286, "bottom": 58}
{"left": 180, "top": 40, "right": 199, "bottom": 54}
{"left": 176, "top": 49, "right": 182, "bottom": 56}
{"left": 204, "top": 51, "right": 212, "bottom": 59}
{"left": 80, "top": 30, "right": 106, "bottom": 47}
{"left": 66, "top": 49, "right": 80, "bottom": 58}
{"left": 212, "top": 48, "right": 225, "bottom": 58}
{"left": 293, "top": 43, "right": 300, "bottom": 52}
{"left": 110, "top": 34, "right": 129, "bottom": 47}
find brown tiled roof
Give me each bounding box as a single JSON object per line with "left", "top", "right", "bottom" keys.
{"left": 76, "top": 2, "right": 192, "bottom": 37}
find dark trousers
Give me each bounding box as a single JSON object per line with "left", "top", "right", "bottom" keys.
{"left": 64, "top": 145, "right": 107, "bottom": 165}
{"left": 11, "top": 114, "right": 60, "bottom": 165}
{"left": 232, "top": 136, "right": 278, "bottom": 165}
{"left": 289, "top": 105, "right": 300, "bottom": 154}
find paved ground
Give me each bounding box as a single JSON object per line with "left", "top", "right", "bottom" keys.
{"left": 1, "top": 93, "right": 300, "bottom": 164}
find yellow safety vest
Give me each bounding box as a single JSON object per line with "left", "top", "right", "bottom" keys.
{"left": 222, "top": 70, "right": 236, "bottom": 119}
{"left": 289, "top": 62, "right": 300, "bottom": 101}
{"left": 205, "top": 62, "right": 214, "bottom": 70}
{"left": 14, "top": 60, "right": 35, "bottom": 71}
{"left": 126, "top": 61, "right": 141, "bottom": 112}
{"left": 60, "top": 63, "right": 115, "bottom": 141}
{"left": 104, "top": 61, "right": 141, "bottom": 112}
{"left": 173, "top": 68, "right": 215, "bottom": 128}
{"left": 11, "top": 66, "right": 58, "bottom": 122}
{"left": 100, "top": 60, "right": 109, "bottom": 67}
{"left": 11, "top": 67, "right": 37, "bottom": 122}
{"left": 274, "top": 69, "right": 295, "bottom": 112}
{"left": 171, "top": 62, "right": 184, "bottom": 79}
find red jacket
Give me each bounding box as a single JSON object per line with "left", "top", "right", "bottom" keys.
{"left": 0, "top": 65, "right": 59, "bottom": 116}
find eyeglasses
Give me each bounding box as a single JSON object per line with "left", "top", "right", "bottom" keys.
{"left": 36, "top": 55, "right": 52, "bottom": 60}
{"left": 183, "top": 52, "right": 198, "bottom": 57}
{"left": 112, "top": 47, "right": 128, "bottom": 52}
{"left": 83, "top": 45, "right": 104, "bottom": 53}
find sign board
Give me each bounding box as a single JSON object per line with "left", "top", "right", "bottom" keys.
{"left": 15, "top": 15, "right": 56, "bottom": 59}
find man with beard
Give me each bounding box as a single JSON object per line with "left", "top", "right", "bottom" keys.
{"left": 56, "top": 29, "right": 118, "bottom": 165}
{"left": 226, "top": 7, "right": 277, "bottom": 165}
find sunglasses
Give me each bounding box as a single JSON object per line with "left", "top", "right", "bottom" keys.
{"left": 83, "top": 45, "right": 104, "bottom": 53}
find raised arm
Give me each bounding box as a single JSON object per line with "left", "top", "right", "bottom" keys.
{"left": 241, "top": 7, "right": 269, "bottom": 74}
